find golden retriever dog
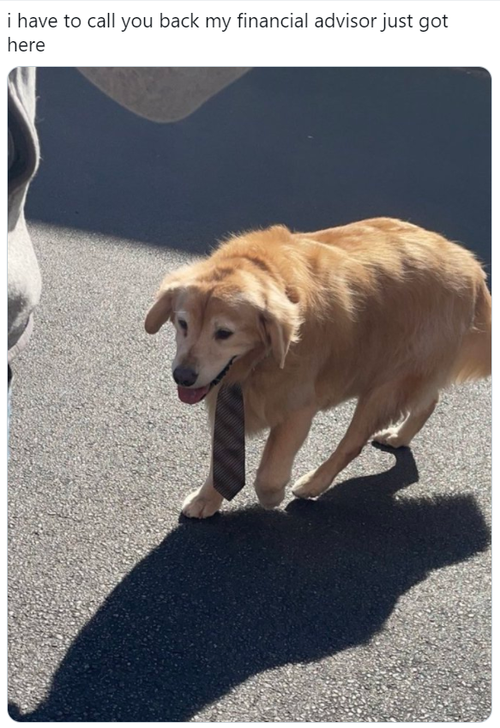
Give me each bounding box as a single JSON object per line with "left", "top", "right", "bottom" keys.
{"left": 145, "top": 218, "right": 491, "bottom": 518}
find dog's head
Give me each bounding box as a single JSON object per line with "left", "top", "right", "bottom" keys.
{"left": 145, "top": 255, "right": 301, "bottom": 404}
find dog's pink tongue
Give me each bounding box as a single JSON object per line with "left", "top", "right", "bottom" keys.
{"left": 177, "top": 385, "right": 210, "bottom": 405}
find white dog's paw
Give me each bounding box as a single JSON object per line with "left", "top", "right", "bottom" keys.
{"left": 181, "top": 489, "right": 222, "bottom": 519}
{"left": 256, "top": 486, "right": 285, "bottom": 510}
{"left": 292, "top": 470, "right": 328, "bottom": 499}
{"left": 373, "top": 427, "right": 408, "bottom": 449}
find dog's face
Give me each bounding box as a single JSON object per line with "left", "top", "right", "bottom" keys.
{"left": 145, "top": 260, "right": 301, "bottom": 404}
{"left": 168, "top": 286, "right": 264, "bottom": 403}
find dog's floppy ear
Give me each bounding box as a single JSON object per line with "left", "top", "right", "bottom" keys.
{"left": 145, "top": 285, "right": 176, "bottom": 334}
{"left": 145, "top": 262, "right": 201, "bottom": 334}
{"left": 260, "top": 288, "right": 302, "bottom": 368}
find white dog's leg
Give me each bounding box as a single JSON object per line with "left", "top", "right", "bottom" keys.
{"left": 255, "top": 405, "right": 316, "bottom": 509}
{"left": 292, "top": 385, "right": 402, "bottom": 499}
{"left": 182, "top": 406, "right": 223, "bottom": 519}
{"left": 181, "top": 465, "right": 223, "bottom": 519}
{"left": 373, "top": 396, "right": 438, "bottom": 448}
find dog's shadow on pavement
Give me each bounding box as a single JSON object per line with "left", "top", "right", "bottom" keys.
{"left": 11, "top": 447, "right": 489, "bottom": 722}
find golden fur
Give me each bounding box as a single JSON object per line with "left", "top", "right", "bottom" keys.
{"left": 145, "top": 217, "right": 491, "bottom": 518}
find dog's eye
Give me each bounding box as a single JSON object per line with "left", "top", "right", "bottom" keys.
{"left": 178, "top": 319, "right": 188, "bottom": 332}
{"left": 215, "top": 329, "right": 233, "bottom": 341}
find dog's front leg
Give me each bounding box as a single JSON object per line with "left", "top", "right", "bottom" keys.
{"left": 255, "top": 406, "right": 316, "bottom": 509}
{"left": 181, "top": 464, "right": 223, "bottom": 519}
{"left": 182, "top": 405, "right": 223, "bottom": 519}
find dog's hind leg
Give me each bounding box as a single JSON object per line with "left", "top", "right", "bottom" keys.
{"left": 292, "top": 384, "right": 406, "bottom": 499}
{"left": 373, "top": 394, "right": 439, "bottom": 449}
{"left": 255, "top": 405, "right": 316, "bottom": 509}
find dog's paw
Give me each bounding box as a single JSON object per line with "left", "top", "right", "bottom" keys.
{"left": 181, "top": 489, "right": 222, "bottom": 519}
{"left": 292, "top": 470, "right": 328, "bottom": 499}
{"left": 372, "top": 427, "right": 408, "bottom": 449}
{"left": 256, "top": 486, "right": 285, "bottom": 510}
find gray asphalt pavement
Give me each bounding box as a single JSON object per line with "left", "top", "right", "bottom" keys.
{"left": 8, "top": 68, "right": 491, "bottom": 722}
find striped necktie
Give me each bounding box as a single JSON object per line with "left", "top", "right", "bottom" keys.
{"left": 213, "top": 384, "right": 245, "bottom": 500}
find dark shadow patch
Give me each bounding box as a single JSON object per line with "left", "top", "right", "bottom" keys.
{"left": 13, "top": 448, "right": 489, "bottom": 722}
{"left": 27, "top": 67, "right": 490, "bottom": 278}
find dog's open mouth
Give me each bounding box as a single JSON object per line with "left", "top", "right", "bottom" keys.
{"left": 177, "top": 357, "right": 236, "bottom": 405}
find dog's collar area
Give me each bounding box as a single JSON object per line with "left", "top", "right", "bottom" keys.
{"left": 209, "top": 356, "right": 237, "bottom": 391}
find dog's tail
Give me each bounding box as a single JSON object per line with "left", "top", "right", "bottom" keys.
{"left": 452, "top": 275, "right": 491, "bottom": 383}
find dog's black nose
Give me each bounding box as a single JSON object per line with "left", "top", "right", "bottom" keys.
{"left": 173, "top": 366, "right": 198, "bottom": 387}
